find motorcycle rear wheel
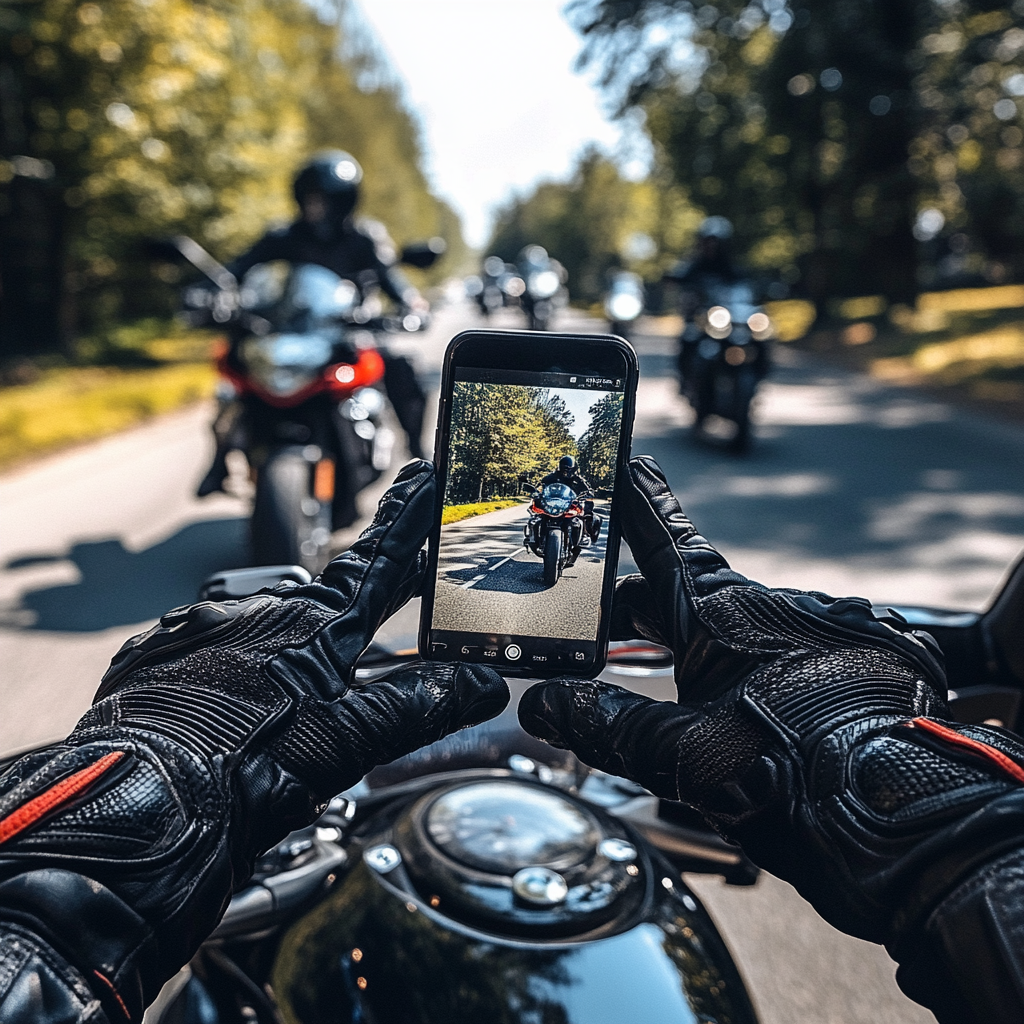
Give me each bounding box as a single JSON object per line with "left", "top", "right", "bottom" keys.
{"left": 543, "top": 529, "right": 563, "bottom": 586}
{"left": 251, "top": 449, "right": 332, "bottom": 572}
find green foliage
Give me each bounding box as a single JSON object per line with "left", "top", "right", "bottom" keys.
{"left": 487, "top": 147, "right": 701, "bottom": 303}
{"left": 0, "top": 0, "right": 462, "bottom": 353}
{"left": 577, "top": 391, "right": 623, "bottom": 488}
{"left": 446, "top": 383, "right": 580, "bottom": 504}
{"left": 568, "top": 0, "right": 1024, "bottom": 312}
{"left": 440, "top": 499, "right": 521, "bottom": 525}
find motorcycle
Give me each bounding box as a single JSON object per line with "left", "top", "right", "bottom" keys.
{"left": 604, "top": 270, "right": 645, "bottom": 340}
{"left": 464, "top": 255, "right": 514, "bottom": 317}
{"left": 523, "top": 483, "right": 602, "bottom": 587}
{"left": 678, "top": 280, "right": 772, "bottom": 453}
{"left": 155, "top": 236, "right": 436, "bottom": 572}
{"left": 6, "top": 549, "right": 1024, "bottom": 1023}
{"left": 517, "top": 245, "right": 566, "bottom": 332}
{"left": 128, "top": 550, "right": 1024, "bottom": 1024}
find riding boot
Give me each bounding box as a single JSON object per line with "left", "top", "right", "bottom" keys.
{"left": 383, "top": 353, "right": 427, "bottom": 460}
{"left": 196, "top": 448, "right": 229, "bottom": 497}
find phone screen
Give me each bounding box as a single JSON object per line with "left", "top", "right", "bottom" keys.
{"left": 421, "top": 332, "right": 635, "bottom": 677}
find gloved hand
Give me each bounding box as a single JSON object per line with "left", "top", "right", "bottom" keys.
{"left": 520, "top": 456, "right": 1024, "bottom": 1021}
{"left": 0, "top": 460, "right": 508, "bottom": 1022}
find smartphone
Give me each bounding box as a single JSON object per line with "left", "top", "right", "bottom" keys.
{"left": 419, "top": 329, "right": 638, "bottom": 678}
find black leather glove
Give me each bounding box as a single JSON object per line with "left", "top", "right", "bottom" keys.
{"left": 0, "top": 460, "right": 508, "bottom": 1023}
{"left": 520, "top": 455, "right": 1024, "bottom": 1023}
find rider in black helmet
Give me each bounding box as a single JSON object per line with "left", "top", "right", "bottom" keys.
{"left": 196, "top": 151, "right": 430, "bottom": 505}
{"left": 539, "top": 455, "right": 599, "bottom": 546}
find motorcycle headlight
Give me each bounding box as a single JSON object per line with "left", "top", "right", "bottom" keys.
{"left": 747, "top": 311, "right": 773, "bottom": 339}
{"left": 707, "top": 306, "right": 731, "bottom": 330}
{"left": 242, "top": 333, "right": 334, "bottom": 397}
{"left": 542, "top": 498, "right": 571, "bottom": 514}
{"left": 352, "top": 386, "right": 385, "bottom": 416}
{"left": 607, "top": 292, "right": 643, "bottom": 322}
{"left": 503, "top": 275, "right": 526, "bottom": 297}
{"left": 529, "top": 270, "right": 560, "bottom": 299}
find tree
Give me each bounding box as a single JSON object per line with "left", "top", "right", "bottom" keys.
{"left": 487, "top": 147, "right": 700, "bottom": 304}
{"left": 567, "top": 0, "right": 1024, "bottom": 314}
{"left": 0, "top": 0, "right": 462, "bottom": 356}
{"left": 577, "top": 391, "right": 624, "bottom": 489}
{"left": 446, "top": 383, "right": 579, "bottom": 504}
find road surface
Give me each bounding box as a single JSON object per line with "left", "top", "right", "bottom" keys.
{"left": 7, "top": 301, "right": 1024, "bottom": 1024}
{"left": 431, "top": 501, "right": 609, "bottom": 640}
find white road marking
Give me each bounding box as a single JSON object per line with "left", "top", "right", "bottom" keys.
{"left": 459, "top": 574, "right": 487, "bottom": 589}
{"left": 488, "top": 554, "right": 516, "bottom": 571}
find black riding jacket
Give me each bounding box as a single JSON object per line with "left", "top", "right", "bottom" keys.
{"left": 228, "top": 217, "right": 408, "bottom": 306}
{"left": 539, "top": 469, "right": 590, "bottom": 495}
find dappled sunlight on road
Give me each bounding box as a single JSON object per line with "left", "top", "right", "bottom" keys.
{"left": 628, "top": 338, "right": 1024, "bottom": 611}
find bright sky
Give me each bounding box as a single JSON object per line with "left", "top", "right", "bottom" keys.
{"left": 354, "top": 0, "right": 630, "bottom": 248}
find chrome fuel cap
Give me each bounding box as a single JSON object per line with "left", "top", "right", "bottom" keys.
{"left": 512, "top": 866, "right": 569, "bottom": 906}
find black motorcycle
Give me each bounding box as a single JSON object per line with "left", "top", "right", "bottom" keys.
{"left": 6, "top": 552, "right": 1024, "bottom": 1023}
{"left": 678, "top": 281, "right": 771, "bottom": 452}
{"left": 465, "top": 255, "right": 512, "bottom": 317}
{"left": 604, "top": 270, "right": 645, "bottom": 340}
{"left": 517, "top": 245, "right": 566, "bottom": 332}
{"left": 524, "top": 483, "right": 602, "bottom": 586}
{"left": 126, "top": 551, "right": 1024, "bottom": 1024}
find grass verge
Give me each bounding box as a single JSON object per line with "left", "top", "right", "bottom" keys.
{"left": 790, "top": 286, "right": 1024, "bottom": 419}
{"left": 442, "top": 500, "right": 521, "bottom": 525}
{"left": 0, "top": 356, "right": 216, "bottom": 473}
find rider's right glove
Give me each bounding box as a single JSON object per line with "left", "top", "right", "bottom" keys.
{"left": 520, "top": 455, "right": 1024, "bottom": 1024}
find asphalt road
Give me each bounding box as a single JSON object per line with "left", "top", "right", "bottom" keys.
{"left": 6, "top": 300, "right": 1024, "bottom": 1024}
{"left": 431, "top": 500, "right": 610, "bottom": 640}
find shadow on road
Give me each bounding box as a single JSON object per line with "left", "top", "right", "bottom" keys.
{"left": 5, "top": 517, "right": 248, "bottom": 632}
{"left": 630, "top": 341, "right": 1024, "bottom": 600}
{"left": 442, "top": 557, "right": 553, "bottom": 593}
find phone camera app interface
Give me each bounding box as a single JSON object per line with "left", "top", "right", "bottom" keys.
{"left": 429, "top": 367, "right": 625, "bottom": 670}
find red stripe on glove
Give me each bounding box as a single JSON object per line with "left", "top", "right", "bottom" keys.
{"left": 911, "top": 717, "right": 1024, "bottom": 785}
{"left": 0, "top": 751, "right": 125, "bottom": 846}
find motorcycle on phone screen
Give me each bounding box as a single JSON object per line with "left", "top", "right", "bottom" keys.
{"left": 523, "top": 483, "right": 602, "bottom": 586}
{"left": 679, "top": 281, "right": 772, "bottom": 453}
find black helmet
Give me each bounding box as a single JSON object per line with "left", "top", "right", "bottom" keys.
{"left": 558, "top": 455, "right": 576, "bottom": 472}
{"left": 293, "top": 151, "right": 363, "bottom": 226}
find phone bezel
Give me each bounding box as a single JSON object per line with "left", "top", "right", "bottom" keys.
{"left": 418, "top": 329, "right": 638, "bottom": 678}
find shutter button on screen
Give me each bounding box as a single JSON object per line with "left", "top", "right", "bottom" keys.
{"left": 505, "top": 644, "right": 522, "bottom": 661}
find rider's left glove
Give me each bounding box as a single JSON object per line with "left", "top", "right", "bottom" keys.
{"left": 0, "top": 460, "right": 508, "bottom": 1023}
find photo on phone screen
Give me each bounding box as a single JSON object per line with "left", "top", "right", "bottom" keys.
{"left": 421, "top": 333, "right": 635, "bottom": 676}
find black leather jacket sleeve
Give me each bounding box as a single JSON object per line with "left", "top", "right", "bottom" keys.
{"left": 0, "top": 464, "right": 508, "bottom": 1024}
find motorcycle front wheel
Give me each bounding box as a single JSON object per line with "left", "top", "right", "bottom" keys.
{"left": 251, "top": 449, "right": 332, "bottom": 572}
{"left": 543, "top": 528, "right": 563, "bottom": 586}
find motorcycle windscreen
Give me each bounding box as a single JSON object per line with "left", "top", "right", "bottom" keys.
{"left": 427, "top": 368, "right": 625, "bottom": 671}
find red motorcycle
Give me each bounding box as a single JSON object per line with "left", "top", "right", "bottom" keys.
{"left": 524, "top": 482, "right": 602, "bottom": 586}
{"left": 156, "top": 236, "right": 436, "bottom": 570}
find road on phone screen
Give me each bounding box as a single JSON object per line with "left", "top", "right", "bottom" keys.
{"left": 431, "top": 500, "right": 610, "bottom": 641}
